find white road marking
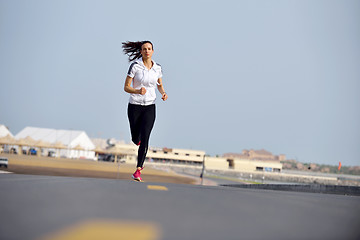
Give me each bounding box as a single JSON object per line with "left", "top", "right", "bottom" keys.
{"left": 0, "top": 175, "right": 89, "bottom": 182}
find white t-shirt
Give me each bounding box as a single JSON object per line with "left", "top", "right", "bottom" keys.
{"left": 127, "top": 58, "right": 163, "bottom": 106}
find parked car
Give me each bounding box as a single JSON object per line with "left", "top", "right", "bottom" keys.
{"left": 48, "top": 151, "right": 56, "bottom": 157}
{"left": 29, "top": 148, "right": 37, "bottom": 155}
{"left": 118, "top": 159, "right": 126, "bottom": 163}
{"left": 0, "top": 157, "right": 8, "bottom": 168}
{"left": 98, "top": 154, "right": 115, "bottom": 162}
{"left": 10, "top": 147, "right": 17, "bottom": 154}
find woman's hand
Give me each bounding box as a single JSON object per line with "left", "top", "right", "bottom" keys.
{"left": 157, "top": 78, "right": 167, "bottom": 101}
{"left": 138, "top": 87, "right": 146, "bottom": 95}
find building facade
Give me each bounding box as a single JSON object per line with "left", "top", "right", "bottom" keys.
{"left": 97, "top": 141, "right": 283, "bottom": 173}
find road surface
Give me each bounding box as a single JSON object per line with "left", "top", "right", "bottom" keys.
{"left": 0, "top": 173, "right": 359, "bottom": 240}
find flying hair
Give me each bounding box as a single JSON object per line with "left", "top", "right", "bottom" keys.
{"left": 122, "top": 41, "right": 153, "bottom": 62}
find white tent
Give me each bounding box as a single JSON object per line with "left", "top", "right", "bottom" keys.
{"left": 15, "top": 126, "right": 96, "bottom": 160}
{"left": 0, "top": 124, "right": 13, "bottom": 138}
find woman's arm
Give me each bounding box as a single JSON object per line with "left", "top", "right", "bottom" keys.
{"left": 157, "top": 78, "right": 168, "bottom": 101}
{"left": 124, "top": 76, "right": 146, "bottom": 95}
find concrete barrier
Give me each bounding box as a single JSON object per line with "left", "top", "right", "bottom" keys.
{"left": 221, "top": 184, "right": 360, "bottom": 196}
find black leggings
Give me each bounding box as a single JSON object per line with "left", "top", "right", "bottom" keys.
{"left": 127, "top": 103, "right": 156, "bottom": 168}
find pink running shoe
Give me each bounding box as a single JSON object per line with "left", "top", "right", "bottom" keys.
{"left": 132, "top": 168, "right": 144, "bottom": 182}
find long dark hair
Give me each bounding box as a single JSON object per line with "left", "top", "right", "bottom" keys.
{"left": 122, "top": 41, "right": 153, "bottom": 62}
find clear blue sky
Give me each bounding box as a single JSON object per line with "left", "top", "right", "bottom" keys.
{"left": 1, "top": 0, "right": 359, "bottom": 166}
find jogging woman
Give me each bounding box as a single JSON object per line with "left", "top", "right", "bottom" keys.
{"left": 122, "top": 41, "right": 168, "bottom": 181}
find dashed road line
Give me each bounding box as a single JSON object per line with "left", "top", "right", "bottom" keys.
{"left": 39, "top": 219, "right": 161, "bottom": 240}
{"left": 147, "top": 185, "right": 168, "bottom": 191}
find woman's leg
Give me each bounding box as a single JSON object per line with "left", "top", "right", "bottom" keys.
{"left": 127, "top": 103, "right": 142, "bottom": 145}
{"left": 137, "top": 104, "right": 156, "bottom": 168}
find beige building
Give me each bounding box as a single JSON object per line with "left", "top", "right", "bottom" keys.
{"left": 147, "top": 147, "right": 205, "bottom": 166}
{"left": 224, "top": 149, "right": 286, "bottom": 162}
{"left": 205, "top": 156, "right": 282, "bottom": 173}
{"left": 102, "top": 142, "right": 206, "bottom": 167}
{"left": 95, "top": 140, "right": 283, "bottom": 173}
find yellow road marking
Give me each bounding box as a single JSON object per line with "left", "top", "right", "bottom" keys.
{"left": 39, "top": 219, "right": 161, "bottom": 240}
{"left": 147, "top": 185, "right": 168, "bottom": 191}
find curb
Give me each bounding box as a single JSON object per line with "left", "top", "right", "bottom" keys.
{"left": 220, "top": 184, "right": 360, "bottom": 196}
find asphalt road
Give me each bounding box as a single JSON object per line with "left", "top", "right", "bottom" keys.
{"left": 1, "top": 173, "right": 359, "bottom": 240}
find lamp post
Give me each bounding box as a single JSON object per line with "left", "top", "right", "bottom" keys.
{"left": 200, "top": 154, "right": 206, "bottom": 185}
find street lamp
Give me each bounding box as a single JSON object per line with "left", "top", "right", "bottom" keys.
{"left": 200, "top": 154, "right": 207, "bottom": 185}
